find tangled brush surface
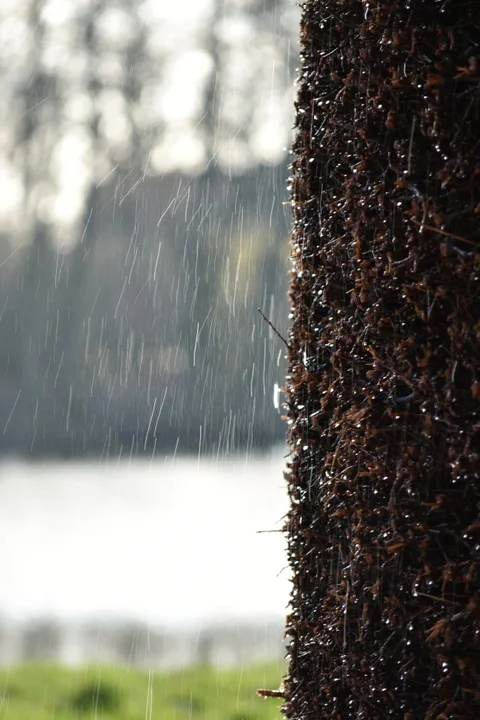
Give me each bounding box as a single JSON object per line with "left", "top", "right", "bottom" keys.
{"left": 284, "top": 1, "right": 480, "bottom": 718}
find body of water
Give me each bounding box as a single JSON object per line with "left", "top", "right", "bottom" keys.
{"left": 0, "top": 449, "right": 290, "bottom": 665}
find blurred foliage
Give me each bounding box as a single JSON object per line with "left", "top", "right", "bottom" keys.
{"left": 0, "top": 661, "right": 285, "bottom": 719}
{"left": 69, "top": 681, "right": 122, "bottom": 713}
{"left": 0, "top": 0, "right": 298, "bottom": 457}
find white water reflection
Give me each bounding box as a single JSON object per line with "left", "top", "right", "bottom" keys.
{"left": 0, "top": 449, "right": 289, "bottom": 629}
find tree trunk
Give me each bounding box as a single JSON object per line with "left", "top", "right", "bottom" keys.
{"left": 284, "top": 1, "right": 480, "bottom": 718}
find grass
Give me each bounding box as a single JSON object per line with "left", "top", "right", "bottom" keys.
{"left": 0, "top": 660, "right": 285, "bottom": 719}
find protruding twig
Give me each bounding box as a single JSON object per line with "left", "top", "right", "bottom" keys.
{"left": 257, "top": 687, "right": 285, "bottom": 699}
{"left": 412, "top": 219, "right": 480, "bottom": 248}
{"left": 258, "top": 308, "right": 292, "bottom": 349}
{"left": 256, "top": 529, "right": 285, "bottom": 534}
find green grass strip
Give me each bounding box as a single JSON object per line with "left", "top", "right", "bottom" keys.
{"left": 0, "top": 660, "right": 285, "bottom": 720}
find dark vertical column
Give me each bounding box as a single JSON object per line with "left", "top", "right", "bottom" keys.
{"left": 284, "top": 1, "right": 480, "bottom": 717}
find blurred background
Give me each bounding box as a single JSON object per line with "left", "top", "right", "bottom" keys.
{"left": 0, "top": 0, "right": 298, "bottom": 679}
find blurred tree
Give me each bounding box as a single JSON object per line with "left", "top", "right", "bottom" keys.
{"left": 0, "top": 0, "right": 298, "bottom": 455}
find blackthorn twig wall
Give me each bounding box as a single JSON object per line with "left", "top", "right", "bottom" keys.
{"left": 284, "top": 1, "right": 480, "bottom": 717}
